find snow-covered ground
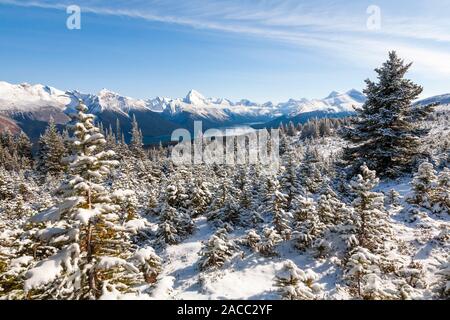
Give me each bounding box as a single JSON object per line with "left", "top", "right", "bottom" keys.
{"left": 149, "top": 175, "right": 449, "bottom": 300}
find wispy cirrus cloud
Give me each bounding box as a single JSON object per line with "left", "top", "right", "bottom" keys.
{"left": 1, "top": 0, "right": 450, "bottom": 78}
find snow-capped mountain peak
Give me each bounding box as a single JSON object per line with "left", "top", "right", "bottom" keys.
{"left": 238, "top": 99, "right": 258, "bottom": 107}
{"left": 345, "top": 89, "right": 366, "bottom": 102}
{"left": 325, "top": 91, "right": 340, "bottom": 99}
{"left": 0, "top": 80, "right": 367, "bottom": 128}
{"left": 184, "top": 89, "right": 207, "bottom": 105}
{"left": 0, "top": 81, "right": 68, "bottom": 112}
{"left": 96, "top": 89, "right": 151, "bottom": 114}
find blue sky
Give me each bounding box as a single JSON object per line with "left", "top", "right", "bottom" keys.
{"left": 0, "top": 0, "right": 449, "bottom": 103}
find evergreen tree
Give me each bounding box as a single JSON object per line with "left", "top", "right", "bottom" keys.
{"left": 38, "top": 117, "right": 67, "bottom": 175}
{"left": 345, "top": 247, "right": 391, "bottom": 299}
{"left": 235, "top": 166, "right": 253, "bottom": 211}
{"left": 275, "top": 260, "right": 322, "bottom": 300}
{"left": 437, "top": 257, "right": 450, "bottom": 298}
{"left": 208, "top": 170, "right": 241, "bottom": 226}
{"left": 0, "top": 168, "right": 14, "bottom": 200}
{"left": 349, "top": 164, "right": 392, "bottom": 252}
{"left": 130, "top": 115, "right": 145, "bottom": 158}
{"left": 221, "top": 199, "right": 241, "bottom": 226}
{"left": 242, "top": 229, "right": 261, "bottom": 252}
{"left": 316, "top": 187, "right": 351, "bottom": 226}
{"left": 258, "top": 227, "right": 283, "bottom": 257}
{"left": 16, "top": 131, "right": 33, "bottom": 165}
{"left": 343, "top": 51, "right": 434, "bottom": 177}
{"left": 396, "top": 261, "right": 426, "bottom": 299}
{"left": 190, "top": 178, "right": 212, "bottom": 218}
{"left": 131, "top": 247, "right": 162, "bottom": 285}
{"left": 299, "top": 146, "right": 323, "bottom": 193}
{"left": 157, "top": 183, "right": 194, "bottom": 245}
{"left": 344, "top": 165, "right": 395, "bottom": 299}
{"left": 24, "top": 101, "right": 151, "bottom": 299}
{"left": 408, "top": 161, "right": 437, "bottom": 209}
{"left": 157, "top": 204, "right": 180, "bottom": 245}
{"left": 279, "top": 133, "right": 288, "bottom": 156}
{"left": 293, "top": 196, "right": 325, "bottom": 250}
{"left": 261, "top": 175, "right": 278, "bottom": 214}
{"left": 385, "top": 189, "right": 401, "bottom": 207}
{"left": 247, "top": 179, "right": 265, "bottom": 226}
{"left": 319, "top": 118, "right": 332, "bottom": 137}
{"left": 4, "top": 194, "right": 33, "bottom": 219}
{"left": 0, "top": 129, "right": 15, "bottom": 154}
{"left": 271, "top": 189, "right": 291, "bottom": 240}
{"left": 198, "top": 228, "right": 235, "bottom": 270}
{"left": 146, "top": 187, "right": 159, "bottom": 216}
{"left": 280, "top": 149, "right": 299, "bottom": 209}
{"left": 0, "top": 220, "right": 32, "bottom": 299}
{"left": 433, "top": 168, "right": 450, "bottom": 214}
{"left": 287, "top": 121, "right": 297, "bottom": 137}
{"left": 106, "top": 124, "right": 117, "bottom": 148}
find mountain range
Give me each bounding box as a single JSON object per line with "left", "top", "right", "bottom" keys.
{"left": 0, "top": 81, "right": 447, "bottom": 144}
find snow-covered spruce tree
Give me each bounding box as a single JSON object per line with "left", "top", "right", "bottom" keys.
{"left": 238, "top": 166, "right": 265, "bottom": 226}
{"left": 24, "top": 101, "right": 154, "bottom": 299}
{"left": 385, "top": 189, "right": 401, "bottom": 207}
{"left": 287, "top": 121, "right": 297, "bottom": 137}
{"left": 275, "top": 260, "right": 322, "bottom": 300}
{"left": 109, "top": 159, "right": 149, "bottom": 226}
{"left": 0, "top": 167, "right": 15, "bottom": 200}
{"left": 436, "top": 256, "right": 450, "bottom": 298}
{"left": 3, "top": 194, "right": 34, "bottom": 219}
{"left": 280, "top": 149, "right": 300, "bottom": 210}
{"left": 208, "top": 169, "right": 242, "bottom": 226}
{"left": 189, "top": 177, "right": 212, "bottom": 218}
{"left": 301, "top": 121, "right": 320, "bottom": 140}
{"left": 16, "top": 131, "right": 33, "bottom": 167}
{"left": 299, "top": 146, "right": 323, "bottom": 194}
{"left": 345, "top": 247, "right": 394, "bottom": 299}
{"left": 258, "top": 227, "right": 283, "bottom": 257}
{"left": 157, "top": 204, "right": 181, "bottom": 245}
{"left": 0, "top": 175, "right": 37, "bottom": 299}
{"left": 396, "top": 261, "right": 427, "bottom": 299}
{"left": 221, "top": 198, "right": 241, "bottom": 226}
{"left": 130, "top": 247, "right": 162, "bottom": 285}
{"left": 129, "top": 114, "right": 145, "bottom": 158}
{"left": 261, "top": 174, "right": 278, "bottom": 214}
{"left": 146, "top": 186, "right": 159, "bottom": 216}
{"left": 157, "top": 183, "right": 194, "bottom": 245}
{"left": 343, "top": 51, "right": 434, "bottom": 178}
{"left": 105, "top": 124, "right": 117, "bottom": 148}
{"left": 37, "top": 117, "right": 68, "bottom": 176}
{"left": 408, "top": 161, "right": 437, "bottom": 209}
{"left": 198, "top": 228, "right": 235, "bottom": 270}
{"left": 292, "top": 196, "right": 326, "bottom": 251}
{"left": 344, "top": 165, "right": 395, "bottom": 299}
{"left": 271, "top": 189, "right": 292, "bottom": 240}
{"left": 317, "top": 187, "right": 351, "bottom": 226}
{"left": 166, "top": 168, "right": 191, "bottom": 210}
{"left": 235, "top": 166, "right": 253, "bottom": 211}
{"left": 349, "top": 164, "right": 392, "bottom": 253}
{"left": 319, "top": 118, "right": 333, "bottom": 137}
{"left": 242, "top": 229, "right": 261, "bottom": 252}
{"left": 0, "top": 144, "right": 12, "bottom": 171}
{"left": 433, "top": 168, "right": 450, "bottom": 214}
{"left": 0, "top": 222, "right": 33, "bottom": 299}
{"left": 0, "top": 129, "right": 15, "bottom": 151}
